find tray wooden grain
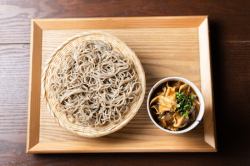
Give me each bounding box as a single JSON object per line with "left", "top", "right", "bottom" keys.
{"left": 27, "top": 16, "right": 216, "bottom": 153}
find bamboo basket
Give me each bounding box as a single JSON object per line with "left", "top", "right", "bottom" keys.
{"left": 42, "top": 32, "right": 146, "bottom": 138}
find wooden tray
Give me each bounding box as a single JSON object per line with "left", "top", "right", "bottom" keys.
{"left": 27, "top": 16, "right": 216, "bottom": 153}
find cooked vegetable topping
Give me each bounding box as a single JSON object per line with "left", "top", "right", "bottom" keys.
{"left": 150, "top": 81, "right": 199, "bottom": 131}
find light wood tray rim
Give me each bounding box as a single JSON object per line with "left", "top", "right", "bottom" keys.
{"left": 27, "top": 16, "right": 216, "bottom": 153}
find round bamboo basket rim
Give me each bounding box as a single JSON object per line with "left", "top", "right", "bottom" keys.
{"left": 42, "top": 31, "right": 146, "bottom": 138}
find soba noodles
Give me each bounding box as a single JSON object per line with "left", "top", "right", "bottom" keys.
{"left": 44, "top": 40, "right": 141, "bottom": 127}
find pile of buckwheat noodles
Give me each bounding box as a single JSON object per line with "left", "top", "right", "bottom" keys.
{"left": 45, "top": 40, "right": 141, "bottom": 127}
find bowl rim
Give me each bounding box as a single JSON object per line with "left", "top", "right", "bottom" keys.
{"left": 147, "top": 76, "right": 205, "bottom": 134}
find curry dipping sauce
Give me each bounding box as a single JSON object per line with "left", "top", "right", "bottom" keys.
{"left": 149, "top": 80, "right": 200, "bottom": 131}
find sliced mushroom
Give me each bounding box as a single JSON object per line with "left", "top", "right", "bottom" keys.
{"left": 174, "top": 81, "right": 182, "bottom": 90}
{"left": 173, "top": 112, "right": 189, "bottom": 128}
{"left": 159, "top": 115, "right": 167, "bottom": 128}
{"left": 164, "top": 112, "right": 174, "bottom": 126}
{"left": 179, "top": 84, "right": 191, "bottom": 95}
{"left": 158, "top": 112, "right": 174, "bottom": 128}
{"left": 151, "top": 105, "right": 159, "bottom": 113}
